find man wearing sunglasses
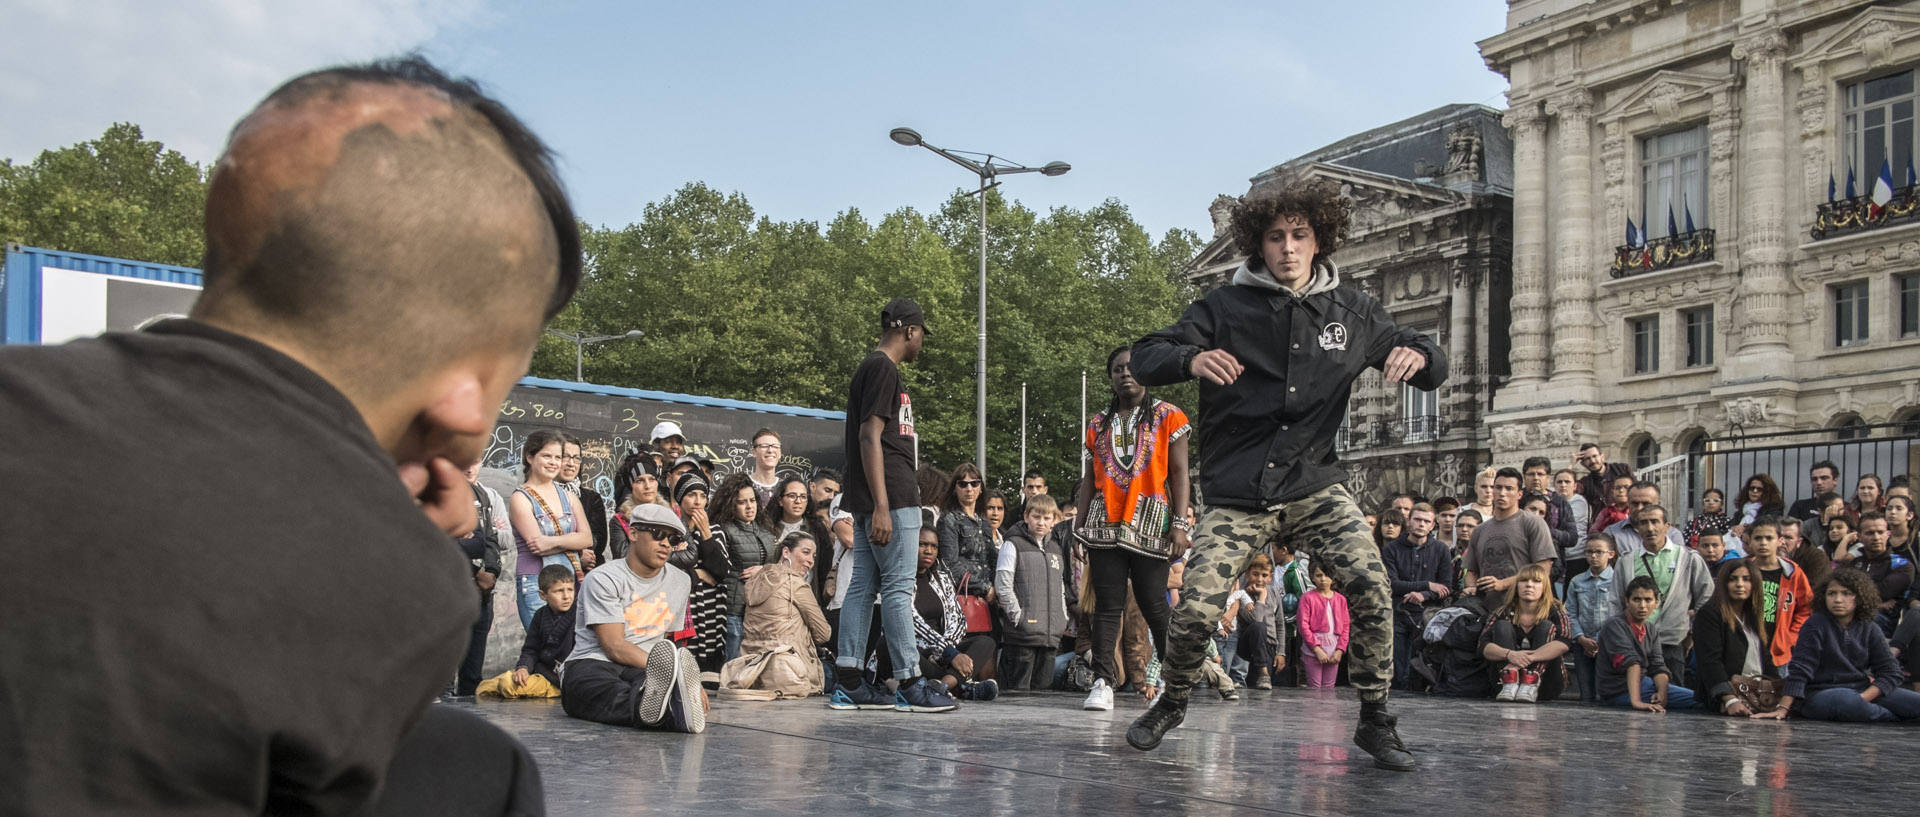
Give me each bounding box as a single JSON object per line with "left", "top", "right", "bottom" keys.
{"left": 1605, "top": 504, "right": 1712, "bottom": 687}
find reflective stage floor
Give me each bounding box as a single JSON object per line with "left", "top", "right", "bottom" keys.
{"left": 463, "top": 687, "right": 1915, "bottom": 816}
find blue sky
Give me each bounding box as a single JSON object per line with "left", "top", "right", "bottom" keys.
{"left": 5, "top": 0, "right": 1512, "bottom": 239}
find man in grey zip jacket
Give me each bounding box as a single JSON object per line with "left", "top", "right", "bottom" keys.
{"left": 1607, "top": 504, "right": 1712, "bottom": 687}
{"left": 1124, "top": 179, "right": 1445, "bottom": 770}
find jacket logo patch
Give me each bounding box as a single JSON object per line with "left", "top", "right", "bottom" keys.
{"left": 1317, "top": 322, "right": 1348, "bottom": 351}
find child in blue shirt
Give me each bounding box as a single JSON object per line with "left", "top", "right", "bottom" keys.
{"left": 1564, "top": 533, "right": 1616, "bottom": 704}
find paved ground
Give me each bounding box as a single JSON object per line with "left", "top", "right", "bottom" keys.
{"left": 463, "top": 686, "right": 1916, "bottom": 816}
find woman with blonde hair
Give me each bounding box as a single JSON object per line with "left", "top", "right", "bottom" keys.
{"left": 1478, "top": 562, "right": 1574, "bottom": 703}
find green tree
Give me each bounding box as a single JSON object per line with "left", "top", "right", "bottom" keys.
{"left": 0, "top": 123, "right": 209, "bottom": 267}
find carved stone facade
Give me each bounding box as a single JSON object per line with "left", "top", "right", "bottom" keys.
{"left": 1478, "top": 0, "right": 1920, "bottom": 476}
{"left": 1185, "top": 104, "right": 1512, "bottom": 510}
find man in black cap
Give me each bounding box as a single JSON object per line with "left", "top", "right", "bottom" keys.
{"left": 828, "top": 297, "right": 958, "bottom": 712}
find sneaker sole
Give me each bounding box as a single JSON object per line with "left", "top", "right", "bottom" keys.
{"left": 1083, "top": 700, "right": 1113, "bottom": 711}
{"left": 675, "top": 649, "right": 707, "bottom": 733}
{"left": 637, "top": 642, "right": 679, "bottom": 726}
{"left": 895, "top": 691, "right": 957, "bottom": 713}
{"left": 1125, "top": 713, "right": 1184, "bottom": 751}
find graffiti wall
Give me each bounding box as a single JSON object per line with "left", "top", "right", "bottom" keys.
{"left": 482, "top": 382, "right": 847, "bottom": 500}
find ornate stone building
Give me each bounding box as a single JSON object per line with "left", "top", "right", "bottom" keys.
{"left": 1478, "top": 1, "right": 1920, "bottom": 493}
{"left": 1186, "top": 104, "right": 1513, "bottom": 509}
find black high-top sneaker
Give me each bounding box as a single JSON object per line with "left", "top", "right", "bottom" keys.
{"left": 1353, "top": 700, "right": 1416, "bottom": 771}
{"left": 1125, "top": 693, "right": 1187, "bottom": 751}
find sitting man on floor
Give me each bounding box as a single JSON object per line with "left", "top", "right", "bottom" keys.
{"left": 561, "top": 504, "right": 709, "bottom": 733}
{"left": 480, "top": 564, "right": 576, "bottom": 698}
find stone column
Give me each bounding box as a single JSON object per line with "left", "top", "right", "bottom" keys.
{"left": 1448, "top": 257, "right": 1477, "bottom": 418}
{"left": 1505, "top": 101, "right": 1550, "bottom": 386}
{"left": 1732, "top": 29, "right": 1792, "bottom": 354}
{"left": 1546, "top": 90, "right": 1596, "bottom": 384}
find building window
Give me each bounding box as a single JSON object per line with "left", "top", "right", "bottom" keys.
{"left": 1641, "top": 126, "right": 1707, "bottom": 238}
{"left": 1835, "top": 415, "right": 1870, "bottom": 441}
{"left": 1682, "top": 307, "right": 1714, "bottom": 367}
{"left": 1630, "top": 315, "right": 1660, "bottom": 373}
{"left": 1845, "top": 71, "right": 1917, "bottom": 186}
{"left": 1900, "top": 274, "right": 1919, "bottom": 339}
{"left": 1400, "top": 330, "right": 1440, "bottom": 443}
{"left": 1834, "top": 281, "right": 1870, "bottom": 347}
{"left": 1633, "top": 437, "right": 1661, "bottom": 470}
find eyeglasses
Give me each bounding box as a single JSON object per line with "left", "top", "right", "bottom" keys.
{"left": 782, "top": 493, "right": 808, "bottom": 501}
{"left": 956, "top": 479, "right": 982, "bottom": 487}
{"left": 754, "top": 444, "right": 780, "bottom": 451}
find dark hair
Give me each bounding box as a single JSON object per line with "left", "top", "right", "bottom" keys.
{"left": 537, "top": 563, "right": 574, "bottom": 592}
{"left": 758, "top": 476, "right": 812, "bottom": 534}
{"left": 1629, "top": 480, "right": 1658, "bottom": 493}
{"left": 1626, "top": 575, "right": 1661, "bottom": 599}
{"left": 1433, "top": 496, "right": 1461, "bottom": 512}
{"left": 1821, "top": 568, "right": 1881, "bottom": 618}
{"left": 921, "top": 508, "right": 940, "bottom": 533}
{"left": 1709, "top": 559, "right": 1768, "bottom": 644}
{"left": 1376, "top": 508, "right": 1407, "bottom": 547}
{"left": 1494, "top": 466, "right": 1523, "bottom": 485}
{"left": 1586, "top": 531, "right": 1617, "bottom": 551}
{"left": 1742, "top": 473, "right": 1784, "bottom": 510}
{"left": 1859, "top": 510, "right": 1889, "bottom": 527}
{"left": 1636, "top": 504, "right": 1668, "bottom": 524}
{"left": 917, "top": 465, "right": 950, "bottom": 509}
{"left": 1522, "top": 456, "right": 1552, "bottom": 473}
{"left": 1227, "top": 177, "right": 1351, "bottom": 265}
{"left": 810, "top": 468, "right": 842, "bottom": 485}
{"left": 521, "top": 430, "right": 567, "bottom": 476}
{"left": 1827, "top": 515, "right": 1854, "bottom": 531}
{"left": 1893, "top": 475, "right": 1911, "bottom": 489}
{"left": 941, "top": 463, "right": 986, "bottom": 515}
{"left": 778, "top": 530, "right": 816, "bottom": 555}
{"left": 983, "top": 488, "right": 1008, "bottom": 511}
{"left": 1456, "top": 508, "right": 1484, "bottom": 524}
{"left": 752, "top": 427, "right": 781, "bottom": 445}
{"left": 1555, "top": 468, "right": 1580, "bottom": 481}
{"left": 1810, "top": 460, "right": 1840, "bottom": 480}
{"left": 709, "top": 473, "right": 758, "bottom": 528}
{"left": 1702, "top": 487, "right": 1725, "bottom": 502}
{"left": 612, "top": 450, "right": 658, "bottom": 505}
{"left": 1816, "top": 491, "right": 1844, "bottom": 508}
{"left": 1579, "top": 442, "right": 1602, "bottom": 453}
{"left": 1023, "top": 470, "right": 1046, "bottom": 483}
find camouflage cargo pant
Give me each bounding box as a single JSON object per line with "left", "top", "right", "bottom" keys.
{"left": 1160, "top": 482, "right": 1393, "bottom": 704}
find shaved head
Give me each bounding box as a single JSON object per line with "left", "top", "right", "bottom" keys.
{"left": 193, "top": 57, "right": 579, "bottom": 398}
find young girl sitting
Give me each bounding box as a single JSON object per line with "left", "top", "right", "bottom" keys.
{"left": 1297, "top": 564, "right": 1350, "bottom": 688}
{"left": 1477, "top": 562, "right": 1573, "bottom": 703}
{"left": 1755, "top": 568, "right": 1920, "bottom": 722}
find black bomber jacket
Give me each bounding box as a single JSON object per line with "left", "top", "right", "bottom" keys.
{"left": 1131, "top": 258, "right": 1447, "bottom": 510}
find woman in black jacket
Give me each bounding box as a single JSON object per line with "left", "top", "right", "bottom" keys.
{"left": 713, "top": 473, "right": 777, "bottom": 664}
{"left": 937, "top": 463, "right": 997, "bottom": 603}
{"left": 1692, "top": 559, "right": 1781, "bottom": 716}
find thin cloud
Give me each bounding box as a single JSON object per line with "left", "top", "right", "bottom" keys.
{"left": 0, "top": 0, "right": 485, "bottom": 164}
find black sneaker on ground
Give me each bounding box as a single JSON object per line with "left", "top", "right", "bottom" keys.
{"left": 1125, "top": 695, "right": 1187, "bottom": 751}
{"left": 1353, "top": 702, "right": 1416, "bottom": 771}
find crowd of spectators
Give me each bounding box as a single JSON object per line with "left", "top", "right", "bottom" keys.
{"left": 467, "top": 426, "right": 1920, "bottom": 728}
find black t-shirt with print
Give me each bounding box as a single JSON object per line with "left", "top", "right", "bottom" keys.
{"left": 1760, "top": 567, "right": 1784, "bottom": 624}
{"left": 0, "top": 320, "right": 474, "bottom": 814}
{"left": 842, "top": 350, "right": 919, "bottom": 514}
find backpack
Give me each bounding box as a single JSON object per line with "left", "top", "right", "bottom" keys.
{"left": 1426, "top": 597, "right": 1493, "bottom": 699}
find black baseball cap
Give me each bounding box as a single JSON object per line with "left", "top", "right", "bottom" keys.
{"left": 881, "top": 297, "right": 930, "bottom": 334}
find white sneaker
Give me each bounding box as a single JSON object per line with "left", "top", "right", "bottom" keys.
{"left": 1515, "top": 681, "right": 1539, "bottom": 704}
{"left": 1083, "top": 679, "right": 1114, "bottom": 711}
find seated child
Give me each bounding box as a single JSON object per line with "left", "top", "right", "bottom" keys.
{"left": 996, "top": 494, "right": 1068, "bottom": 690}
{"left": 478, "top": 564, "right": 576, "bottom": 698}
{"left": 560, "top": 505, "right": 708, "bottom": 733}
{"left": 1141, "top": 638, "right": 1239, "bottom": 702}
{"left": 1757, "top": 568, "right": 1920, "bottom": 722}
{"left": 1597, "top": 576, "right": 1697, "bottom": 711}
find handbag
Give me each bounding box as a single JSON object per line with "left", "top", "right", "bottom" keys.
{"left": 957, "top": 573, "right": 993, "bottom": 634}
{"left": 1730, "top": 674, "right": 1785, "bottom": 714}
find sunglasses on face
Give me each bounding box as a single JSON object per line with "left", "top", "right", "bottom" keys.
{"left": 956, "top": 480, "right": 982, "bottom": 488}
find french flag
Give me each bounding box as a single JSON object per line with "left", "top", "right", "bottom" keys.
{"left": 1872, "top": 159, "right": 1896, "bottom": 214}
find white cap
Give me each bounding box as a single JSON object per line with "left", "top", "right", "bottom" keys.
{"left": 649, "top": 421, "right": 685, "bottom": 442}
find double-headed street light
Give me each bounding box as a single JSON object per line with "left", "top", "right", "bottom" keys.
{"left": 547, "top": 328, "right": 644, "bottom": 382}
{"left": 889, "top": 126, "right": 1069, "bottom": 481}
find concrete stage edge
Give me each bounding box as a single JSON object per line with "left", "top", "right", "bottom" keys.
{"left": 462, "top": 688, "right": 1912, "bottom": 816}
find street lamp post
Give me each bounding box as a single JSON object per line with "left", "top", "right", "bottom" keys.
{"left": 889, "top": 126, "right": 1068, "bottom": 480}
{"left": 547, "top": 328, "right": 645, "bottom": 382}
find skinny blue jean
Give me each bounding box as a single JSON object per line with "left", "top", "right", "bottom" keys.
{"left": 835, "top": 507, "right": 923, "bottom": 682}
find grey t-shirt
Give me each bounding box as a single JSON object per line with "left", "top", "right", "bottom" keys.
{"left": 567, "top": 558, "right": 691, "bottom": 664}
{"left": 1462, "top": 511, "right": 1557, "bottom": 581}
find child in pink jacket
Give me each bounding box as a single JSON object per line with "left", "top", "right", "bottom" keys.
{"left": 1297, "top": 563, "right": 1350, "bottom": 688}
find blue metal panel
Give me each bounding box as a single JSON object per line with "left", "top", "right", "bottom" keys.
{"left": 2, "top": 244, "right": 204, "bottom": 344}
{"left": 518, "top": 376, "right": 843, "bottom": 420}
